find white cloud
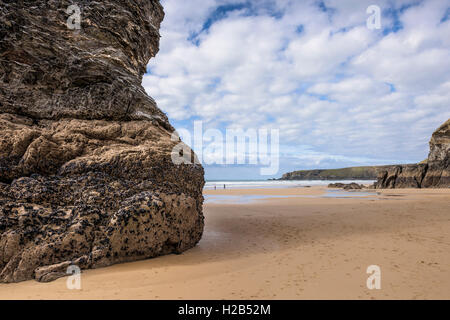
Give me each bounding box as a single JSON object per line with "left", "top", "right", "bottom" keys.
{"left": 144, "top": 0, "right": 450, "bottom": 177}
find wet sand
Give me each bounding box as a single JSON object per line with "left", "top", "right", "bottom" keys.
{"left": 0, "top": 186, "right": 449, "bottom": 299}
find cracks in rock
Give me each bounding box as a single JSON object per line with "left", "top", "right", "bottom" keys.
{"left": 418, "top": 163, "right": 429, "bottom": 188}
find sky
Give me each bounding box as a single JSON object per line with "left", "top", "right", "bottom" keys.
{"left": 143, "top": 0, "right": 450, "bottom": 180}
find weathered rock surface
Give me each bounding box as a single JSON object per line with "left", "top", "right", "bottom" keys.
{"left": 0, "top": 0, "right": 204, "bottom": 283}
{"left": 375, "top": 119, "right": 450, "bottom": 188}
{"left": 328, "top": 182, "right": 364, "bottom": 190}
{"left": 0, "top": 0, "right": 168, "bottom": 126}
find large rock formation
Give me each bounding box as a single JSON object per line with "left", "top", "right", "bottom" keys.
{"left": 375, "top": 119, "right": 450, "bottom": 188}
{"left": 0, "top": 0, "right": 204, "bottom": 283}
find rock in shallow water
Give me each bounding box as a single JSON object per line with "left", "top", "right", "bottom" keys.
{"left": 0, "top": 0, "right": 204, "bottom": 282}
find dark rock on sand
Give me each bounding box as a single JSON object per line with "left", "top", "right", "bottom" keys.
{"left": 0, "top": 0, "right": 204, "bottom": 283}
{"left": 328, "top": 183, "right": 364, "bottom": 190}
{"left": 375, "top": 119, "right": 450, "bottom": 189}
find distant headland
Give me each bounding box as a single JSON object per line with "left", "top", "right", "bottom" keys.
{"left": 279, "top": 119, "right": 449, "bottom": 188}
{"left": 278, "top": 165, "right": 395, "bottom": 181}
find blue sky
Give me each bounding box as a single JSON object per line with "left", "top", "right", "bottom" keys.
{"left": 143, "top": 0, "right": 450, "bottom": 180}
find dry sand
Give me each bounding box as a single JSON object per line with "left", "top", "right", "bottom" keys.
{"left": 0, "top": 186, "right": 449, "bottom": 300}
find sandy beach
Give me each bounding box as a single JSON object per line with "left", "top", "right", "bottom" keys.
{"left": 0, "top": 186, "right": 449, "bottom": 300}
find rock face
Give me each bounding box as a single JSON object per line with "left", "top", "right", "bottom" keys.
{"left": 0, "top": 0, "right": 168, "bottom": 125}
{"left": 0, "top": 0, "right": 204, "bottom": 283}
{"left": 375, "top": 119, "right": 450, "bottom": 189}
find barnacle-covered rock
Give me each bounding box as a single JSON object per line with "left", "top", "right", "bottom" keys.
{"left": 0, "top": 0, "right": 204, "bottom": 283}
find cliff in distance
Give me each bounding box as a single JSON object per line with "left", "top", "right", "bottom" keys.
{"left": 280, "top": 165, "right": 395, "bottom": 181}
{"left": 280, "top": 119, "right": 450, "bottom": 189}
{"left": 0, "top": 0, "right": 204, "bottom": 283}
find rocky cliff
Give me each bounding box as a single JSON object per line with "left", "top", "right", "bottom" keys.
{"left": 0, "top": 0, "right": 204, "bottom": 283}
{"left": 375, "top": 119, "right": 450, "bottom": 188}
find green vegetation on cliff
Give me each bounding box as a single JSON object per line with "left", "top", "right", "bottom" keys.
{"left": 280, "top": 165, "right": 395, "bottom": 180}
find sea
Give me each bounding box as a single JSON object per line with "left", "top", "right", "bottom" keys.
{"left": 204, "top": 180, "right": 376, "bottom": 190}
